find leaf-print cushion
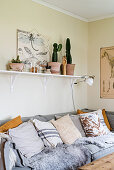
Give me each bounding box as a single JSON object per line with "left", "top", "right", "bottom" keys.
{"left": 80, "top": 113, "right": 106, "bottom": 137}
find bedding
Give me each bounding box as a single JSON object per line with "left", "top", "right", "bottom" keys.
{"left": 77, "top": 109, "right": 111, "bottom": 133}
{"left": 5, "top": 133, "right": 114, "bottom": 170}
{"left": 78, "top": 109, "right": 110, "bottom": 134}
{"left": 9, "top": 121, "right": 44, "bottom": 158}
{"left": 0, "top": 116, "right": 22, "bottom": 133}
{"left": 51, "top": 114, "right": 82, "bottom": 144}
{"left": 80, "top": 113, "right": 106, "bottom": 137}
{"left": 32, "top": 119, "right": 63, "bottom": 147}
{"left": 5, "top": 141, "right": 91, "bottom": 170}
{"left": 55, "top": 115, "right": 86, "bottom": 137}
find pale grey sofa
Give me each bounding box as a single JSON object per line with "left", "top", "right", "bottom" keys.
{"left": 1, "top": 110, "right": 114, "bottom": 170}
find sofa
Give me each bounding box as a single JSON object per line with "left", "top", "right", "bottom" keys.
{"left": 0, "top": 109, "right": 114, "bottom": 170}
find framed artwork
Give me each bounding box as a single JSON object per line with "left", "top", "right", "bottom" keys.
{"left": 17, "top": 29, "right": 50, "bottom": 67}
{"left": 100, "top": 46, "right": 114, "bottom": 98}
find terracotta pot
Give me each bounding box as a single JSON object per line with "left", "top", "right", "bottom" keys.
{"left": 9, "top": 63, "right": 24, "bottom": 72}
{"left": 66, "top": 64, "right": 75, "bottom": 75}
{"left": 48, "top": 62, "right": 61, "bottom": 74}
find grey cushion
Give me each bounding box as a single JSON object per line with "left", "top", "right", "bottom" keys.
{"left": 85, "top": 144, "right": 114, "bottom": 161}
{"left": 0, "top": 112, "right": 76, "bottom": 126}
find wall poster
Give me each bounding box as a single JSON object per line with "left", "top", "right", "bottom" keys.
{"left": 100, "top": 46, "right": 114, "bottom": 98}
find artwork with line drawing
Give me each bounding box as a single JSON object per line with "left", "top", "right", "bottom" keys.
{"left": 17, "top": 30, "right": 50, "bottom": 68}
{"left": 100, "top": 46, "right": 114, "bottom": 98}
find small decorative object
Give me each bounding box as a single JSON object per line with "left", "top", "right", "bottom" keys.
{"left": 8, "top": 56, "right": 24, "bottom": 71}
{"left": 62, "top": 56, "right": 67, "bottom": 75}
{"left": 48, "top": 43, "right": 62, "bottom": 74}
{"left": 30, "top": 67, "right": 38, "bottom": 73}
{"left": 100, "top": 46, "right": 114, "bottom": 98}
{"left": 46, "top": 66, "right": 51, "bottom": 74}
{"left": 66, "top": 38, "right": 75, "bottom": 75}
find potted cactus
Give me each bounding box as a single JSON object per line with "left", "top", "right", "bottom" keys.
{"left": 66, "top": 38, "right": 75, "bottom": 75}
{"left": 48, "top": 43, "right": 62, "bottom": 74}
{"left": 8, "top": 55, "right": 24, "bottom": 71}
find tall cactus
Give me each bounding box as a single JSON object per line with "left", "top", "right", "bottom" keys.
{"left": 52, "top": 43, "right": 62, "bottom": 62}
{"left": 66, "top": 38, "right": 72, "bottom": 64}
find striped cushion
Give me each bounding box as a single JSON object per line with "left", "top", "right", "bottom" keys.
{"left": 33, "top": 119, "right": 63, "bottom": 147}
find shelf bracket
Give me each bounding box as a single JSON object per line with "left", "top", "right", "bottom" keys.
{"left": 41, "top": 76, "right": 48, "bottom": 95}
{"left": 10, "top": 74, "right": 18, "bottom": 92}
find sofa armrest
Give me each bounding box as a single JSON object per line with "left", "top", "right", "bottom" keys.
{"left": 0, "top": 138, "right": 6, "bottom": 170}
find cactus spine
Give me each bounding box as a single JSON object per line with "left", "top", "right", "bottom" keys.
{"left": 66, "top": 38, "right": 72, "bottom": 64}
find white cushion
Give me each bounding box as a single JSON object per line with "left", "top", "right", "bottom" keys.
{"left": 9, "top": 121, "right": 44, "bottom": 158}
{"left": 33, "top": 119, "right": 63, "bottom": 147}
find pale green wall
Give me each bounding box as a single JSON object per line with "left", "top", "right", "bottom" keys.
{"left": 88, "top": 18, "right": 114, "bottom": 111}
{"left": 0, "top": 0, "right": 88, "bottom": 119}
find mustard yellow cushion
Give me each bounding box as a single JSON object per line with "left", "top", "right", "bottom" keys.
{"left": 0, "top": 116, "right": 22, "bottom": 133}
{"left": 77, "top": 109, "right": 87, "bottom": 114}
{"left": 102, "top": 109, "right": 112, "bottom": 130}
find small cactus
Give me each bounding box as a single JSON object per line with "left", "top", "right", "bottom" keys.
{"left": 11, "top": 55, "right": 22, "bottom": 63}
{"left": 52, "top": 43, "right": 62, "bottom": 62}
{"left": 66, "top": 38, "right": 72, "bottom": 64}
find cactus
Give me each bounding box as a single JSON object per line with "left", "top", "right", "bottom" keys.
{"left": 66, "top": 38, "right": 72, "bottom": 64}
{"left": 52, "top": 43, "right": 62, "bottom": 62}
{"left": 11, "top": 55, "right": 22, "bottom": 63}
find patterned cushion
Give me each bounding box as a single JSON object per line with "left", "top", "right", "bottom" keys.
{"left": 80, "top": 113, "right": 106, "bottom": 137}
{"left": 33, "top": 119, "right": 63, "bottom": 147}
{"left": 51, "top": 115, "right": 82, "bottom": 144}
{"left": 77, "top": 110, "right": 110, "bottom": 134}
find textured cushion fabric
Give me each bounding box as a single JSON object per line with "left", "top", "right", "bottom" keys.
{"left": 77, "top": 109, "right": 110, "bottom": 134}
{"left": 70, "top": 115, "right": 86, "bottom": 137}
{"left": 80, "top": 113, "right": 106, "bottom": 137}
{"left": 102, "top": 109, "right": 112, "bottom": 130}
{"left": 55, "top": 115, "right": 86, "bottom": 137}
{"left": 51, "top": 115, "right": 82, "bottom": 144}
{"left": 33, "top": 119, "right": 63, "bottom": 147}
{"left": 9, "top": 122, "right": 44, "bottom": 158}
{"left": 0, "top": 116, "right": 22, "bottom": 133}
{"left": 85, "top": 144, "right": 114, "bottom": 161}
{"left": 78, "top": 109, "right": 112, "bottom": 131}
{"left": 12, "top": 168, "right": 31, "bottom": 170}
{"left": 105, "top": 111, "right": 114, "bottom": 131}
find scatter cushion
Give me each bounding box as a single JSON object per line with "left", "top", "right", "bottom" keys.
{"left": 102, "top": 109, "right": 112, "bottom": 130}
{"left": 77, "top": 110, "right": 87, "bottom": 114}
{"left": 9, "top": 121, "right": 44, "bottom": 158}
{"left": 32, "top": 119, "right": 63, "bottom": 147}
{"left": 51, "top": 115, "right": 82, "bottom": 145}
{"left": 0, "top": 116, "right": 22, "bottom": 133}
{"left": 77, "top": 109, "right": 110, "bottom": 134}
{"left": 80, "top": 113, "right": 106, "bottom": 137}
{"left": 55, "top": 115, "right": 86, "bottom": 137}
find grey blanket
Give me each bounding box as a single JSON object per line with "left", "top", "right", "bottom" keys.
{"left": 24, "top": 143, "right": 91, "bottom": 170}
{"left": 5, "top": 133, "right": 114, "bottom": 170}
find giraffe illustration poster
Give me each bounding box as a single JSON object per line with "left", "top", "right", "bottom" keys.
{"left": 17, "top": 30, "right": 50, "bottom": 67}
{"left": 100, "top": 46, "right": 114, "bottom": 98}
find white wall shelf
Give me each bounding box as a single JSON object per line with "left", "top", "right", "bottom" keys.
{"left": 0, "top": 70, "right": 86, "bottom": 92}
{"left": 0, "top": 70, "right": 85, "bottom": 79}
